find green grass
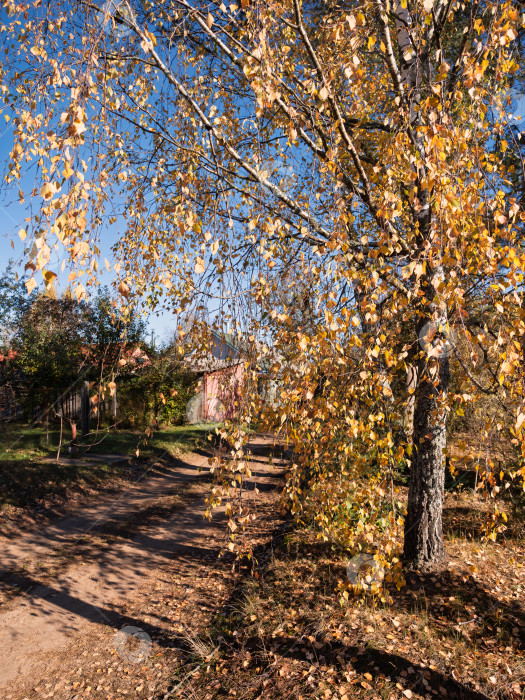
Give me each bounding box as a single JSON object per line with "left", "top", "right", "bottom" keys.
{"left": 0, "top": 423, "right": 215, "bottom": 517}
{"left": 77, "top": 423, "right": 217, "bottom": 459}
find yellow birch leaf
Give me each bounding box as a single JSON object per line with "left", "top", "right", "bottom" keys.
{"left": 63, "top": 161, "right": 74, "bottom": 179}
{"left": 118, "top": 280, "right": 130, "bottom": 298}
{"left": 75, "top": 283, "right": 87, "bottom": 301}
{"left": 40, "top": 182, "right": 56, "bottom": 200}
{"left": 43, "top": 269, "right": 57, "bottom": 286}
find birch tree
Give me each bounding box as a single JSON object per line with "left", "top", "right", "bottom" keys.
{"left": 1, "top": 0, "right": 524, "bottom": 571}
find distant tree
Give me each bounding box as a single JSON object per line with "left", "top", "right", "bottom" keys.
{"left": 84, "top": 286, "right": 147, "bottom": 382}
{"left": 115, "top": 338, "right": 197, "bottom": 429}
{"left": 0, "top": 262, "right": 31, "bottom": 350}
{"left": 0, "top": 271, "right": 148, "bottom": 423}
{"left": 10, "top": 290, "right": 87, "bottom": 418}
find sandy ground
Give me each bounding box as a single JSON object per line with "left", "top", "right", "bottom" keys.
{"left": 0, "top": 435, "right": 285, "bottom": 698}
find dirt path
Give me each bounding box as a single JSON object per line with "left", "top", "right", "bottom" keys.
{"left": 0, "top": 435, "right": 286, "bottom": 698}
{"left": 0, "top": 450, "right": 212, "bottom": 573}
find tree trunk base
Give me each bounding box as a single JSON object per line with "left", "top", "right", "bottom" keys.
{"left": 403, "top": 551, "right": 447, "bottom": 573}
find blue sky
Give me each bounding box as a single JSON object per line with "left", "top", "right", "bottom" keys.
{"left": 0, "top": 115, "right": 177, "bottom": 345}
